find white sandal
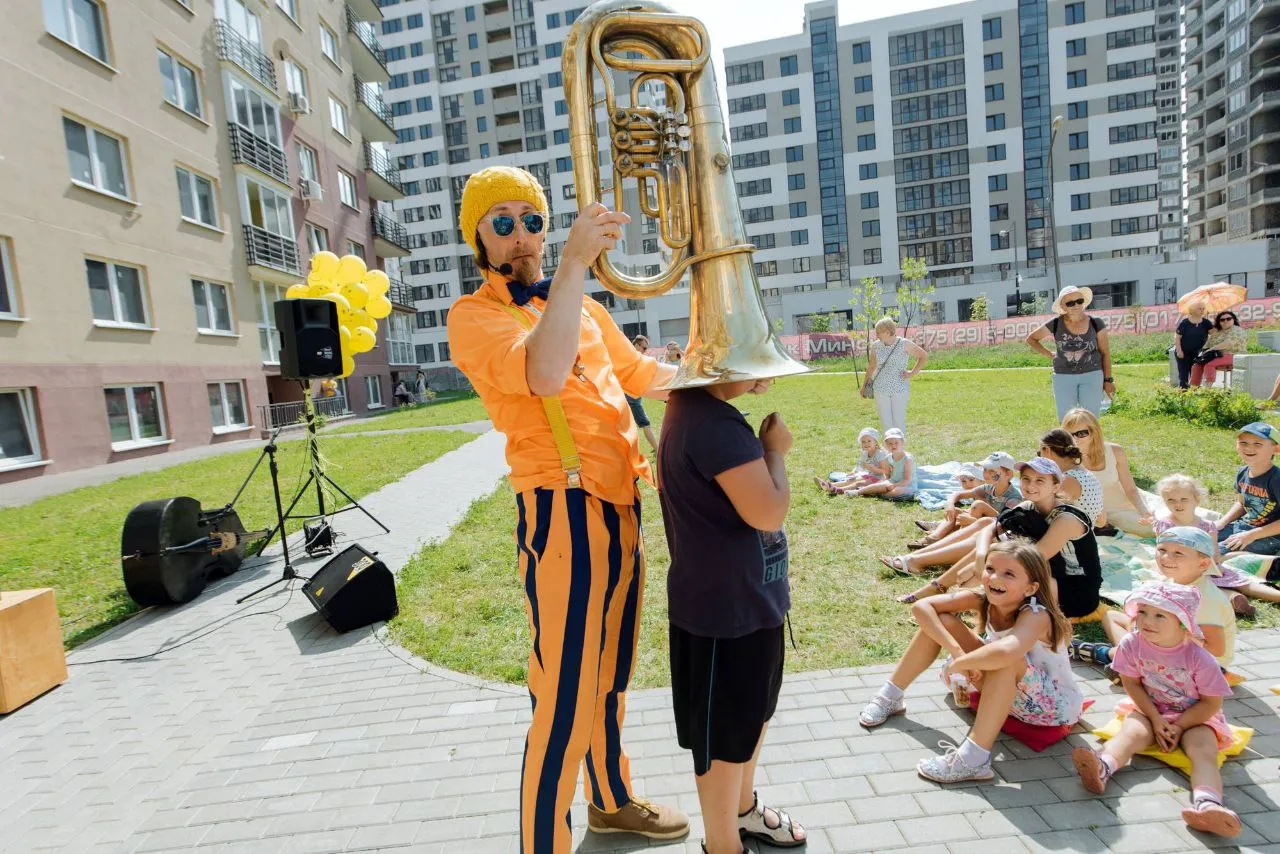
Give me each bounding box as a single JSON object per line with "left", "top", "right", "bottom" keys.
{"left": 738, "top": 791, "right": 806, "bottom": 848}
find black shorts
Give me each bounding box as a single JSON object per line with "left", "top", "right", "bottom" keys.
{"left": 625, "top": 394, "right": 651, "bottom": 428}
{"left": 669, "top": 622, "right": 785, "bottom": 776}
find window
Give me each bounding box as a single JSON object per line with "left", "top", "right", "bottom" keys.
{"left": 227, "top": 76, "right": 281, "bottom": 147}
{"left": 1066, "top": 70, "right": 1087, "bottom": 89}
{"left": 1070, "top": 162, "right": 1090, "bottom": 180}
{"left": 176, "top": 166, "right": 217, "bottom": 227}
{"left": 1065, "top": 2, "right": 1085, "bottom": 24}
{"left": 105, "top": 385, "right": 167, "bottom": 447}
{"left": 784, "top": 117, "right": 802, "bottom": 134}
{"left": 754, "top": 260, "right": 777, "bottom": 277}
{"left": 547, "top": 11, "right": 560, "bottom": 27}
{"left": 792, "top": 229, "right": 808, "bottom": 245}
{"left": 852, "top": 42, "right": 871, "bottom": 63}
{"left": 789, "top": 201, "right": 807, "bottom": 218}
{"left": 63, "top": 117, "right": 130, "bottom": 199}
{"left": 985, "top": 83, "right": 1004, "bottom": 102}
{"left": 1109, "top": 122, "right": 1155, "bottom": 143}
{"left": 1068, "top": 101, "right": 1088, "bottom": 120}
{"left": 856, "top": 133, "right": 875, "bottom": 151}
{"left": 984, "top": 52, "right": 1003, "bottom": 71}
{"left": 329, "top": 169, "right": 356, "bottom": 210}
{"left": 1066, "top": 38, "right": 1086, "bottom": 57}
{"left": 365, "top": 375, "right": 383, "bottom": 408}
{"left": 329, "top": 96, "right": 348, "bottom": 136}
{"left": 297, "top": 143, "right": 319, "bottom": 183}
{"left": 242, "top": 177, "right": 293, "bottom": 237}
{"left": 305, "top": 223, "right": 329, "bottom": 256}
{"left": 863, "top": 220, "right": 880, "bottom": 237}
{"left": 1107, "top": 0, "right": 1154, "bottom": 14}
{"left": 864, "top": 248, "right": 883, "bottom": 264}
{"left": 157, "top": 48, "right": 202, "bottom": 117}
{"left": 86, "top": 258, "right": 146, "bottom": 326}
{"left": 787, "top": 173, "right": 805, "bottom": 191}
{"left": 986, "top": 114, "right": 1006, "bottom": 131}
{"left": 779, "top": 55, "right": 798, "bottom": 76}
{"left": 320, "top": 22, "right": 339, "bottom": 65}
{"left": 383, "top": 17, "right": 402, "bottom": 34}
{"left": 987, "top": 144, "right": 1006, "bottom": 161}
{"left": 1071, "top": 224, "right": 1092, "bottom": 241}
{"left": 0, "top": 389, "right": 42, "bottom": 467}
{"left": 785, "top": 146, "right": 804, "bottom": 163}
{"left": 859, "top": 164, "right": 877, "bottom": 180}
{"left": 1071, "top": 193, "right": 1091, "bottom": 210}
{"left": 856, "top": 105, "right": 874, "bottom": 123}
{"left": 189, "top": 278, "right": 233, "bottom": 336}
{"left": 208, "top": 381, "right": 248, "bottom": 431}
{"left": 1068, "top": 132, "right": 1088, "bottom": 150}
{"left": 990, "top": 203, "right": 1008, "bottom": 221}
{"left": 854, "top": 75, "right": 873, "bottom": 93}
{"left": 284, "top": 60, "right": 308, "bottom": 100}
{"left": 45, "top": 0, "right": 108, "bottom": 63}
{"left": 983, "top": 17, "right": 1002, "bottom": 40}
{"left": 276, "top": 0, "right": 296, "bottom": 19}
{"left": 861, "top": 192, "right": 879, "bottom": 209}
{"left": 988, "top": 174, "right": 1007, "bottom": 192}
{"left": 0, "top": 238, "right": 17, "bottom": 318}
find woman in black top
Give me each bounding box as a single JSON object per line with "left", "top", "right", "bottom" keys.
{"left": 1174, "top": 300, "right": 1213, "bottom": 389}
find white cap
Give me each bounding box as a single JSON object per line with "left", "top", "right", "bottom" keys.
{"left": 858, "top": 427, "right": 881, "bottom": 442}
{"left": 884, "top": 428, "right": 906, "bottom": 441}
{"left": 959, "top": 465, "right": 982, "bottom": 480}
{"left": 983, "top": 451, "right": 1018, "bottom": 471}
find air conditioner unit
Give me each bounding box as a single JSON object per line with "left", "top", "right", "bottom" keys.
{"left": 300, "top": 179, "right": 324, "bottom": 201}
{"left": 288, "top": 93, "right": 311, "bottom": 115}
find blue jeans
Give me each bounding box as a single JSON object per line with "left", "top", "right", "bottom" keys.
{"left": 1052, "top": 370, "right": 1104, "bottom": 421}
{"left": 1218, "top": 519, "right": 1280, "bottom": 555}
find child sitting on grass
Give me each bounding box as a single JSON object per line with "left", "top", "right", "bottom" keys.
{"left": 852, "top": 428, "right": 918, "bottom": 500}
{"left": 1216, "top": 422, "right": 1280, "bottom": 557}
{"left": 912, "top": 453, "right": 1021, "bottom": 548}
{"left": 1142, "top": 473, "right": 1280, "bottom": 617}
{"left": 1073, "top": 581, "right": 1241, "bottom": 838}
{"left": 1102, "top": 526, "right": 1235, "bottom": 670}
{"left": 816, "top": 427, "right": 891, "bottom": 494}
{"left": 860, "top": 539, "right": 1082, "bottom": 784}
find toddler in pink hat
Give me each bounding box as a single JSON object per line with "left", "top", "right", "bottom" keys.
{"left": 1072, "top": 581, "right": 1240, "bottom": 837}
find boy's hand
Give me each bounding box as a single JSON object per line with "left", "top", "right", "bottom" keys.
{"left": 1223, "top": 529, "right": 1254, "bottom": 552}
{"left": 760, "top": 412, "right": 792, "bottom": 455}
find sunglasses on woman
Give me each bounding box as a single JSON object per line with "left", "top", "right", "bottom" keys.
{"left": 1071, "top": 428, "right": 1091, "bottom": 439}
{"left": 1063, "top": 298, "right": 1085, "bottom": 307}
{"left": 487, "top": 212, "right": 545, "bottom": 236}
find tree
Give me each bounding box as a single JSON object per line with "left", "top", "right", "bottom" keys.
{"left": 849, "top": 276, "right": 885, "bottom": 382}
{"left": 895, "top": 257, "right": 935, "bottom": 335}
{"left": 1027, "top": 291, "right": 1053, "bottom": 317}
{"left": 807, "top": 312, "right": 832, "bottom": 333}
{"left": 968, "top": 293, "right": 989, "bottom": 321}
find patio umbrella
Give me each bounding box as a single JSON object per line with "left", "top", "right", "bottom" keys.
{"left": 1177, "top": 282, "right": 1246, "bottom": 314}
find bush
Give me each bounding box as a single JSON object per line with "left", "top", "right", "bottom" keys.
{"left": 1110, "top": 384, "right": 1261, "bottom": 430}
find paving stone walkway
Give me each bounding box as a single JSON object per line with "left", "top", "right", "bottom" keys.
{"left": 5, "top": 429, "right": 1280, "bottom": 853}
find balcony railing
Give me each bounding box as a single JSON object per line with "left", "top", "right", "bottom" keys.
{"left": 259, "top": 395, "right": 351, "bottom": 431}
{"left": 243, "top": 225, "right": 300, "bottom": 276}
{"left": 362, "top": 141, "right": 404, "bottom": 196}
{"left": 215, "top": 21, "right": 277, "bottom": 92}
{"left": 228, "top": 123, "right": 289, "bottom": 185}
{"left": 346, "top": 6, "right": 389, "bottom": 73}
{"left": 371, "top": 211, "right": 410, "bottom": 252}
{"left": 354, "top": 76, "right": 394, "bottom": 131}
{"left": 386, "top": 276, "right": 414, "bottom": 308}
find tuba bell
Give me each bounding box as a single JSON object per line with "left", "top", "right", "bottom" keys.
{"left": 563, "top": 0, "right": 810, "bottom": 389}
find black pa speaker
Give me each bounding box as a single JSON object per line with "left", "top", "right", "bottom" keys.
{"left": 275, "top": 298, "right": 341, "bottom": 379}
{"left": 302, "top": 544, "right": 398, "bottom": 632}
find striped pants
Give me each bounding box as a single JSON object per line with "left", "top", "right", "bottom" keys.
{"left": 515, "top": 487, "right": 644, "bottom": 854}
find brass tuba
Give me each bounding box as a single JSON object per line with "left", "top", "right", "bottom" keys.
{"left": 563, "top": 0, "right": 809, "bottom": 388}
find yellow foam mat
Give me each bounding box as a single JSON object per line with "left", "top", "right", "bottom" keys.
{"left": 1092, "top": 714, "right": 1253, "bottom": 773}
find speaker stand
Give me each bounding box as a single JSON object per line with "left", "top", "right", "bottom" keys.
{"left": 237, "top": 435, "right": 308, "bottom": 604}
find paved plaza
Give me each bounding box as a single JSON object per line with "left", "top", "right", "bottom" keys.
{"left": 5, "top": 429, "right": 1280, "bottom": 853}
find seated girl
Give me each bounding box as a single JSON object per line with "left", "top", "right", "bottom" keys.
{"left": 860, "top": 540, "right": 1083, "bottom": 784}
{"left": 816, "top": 427, "right": 891, "bottom": 494}
{"left": 852, "top": 428, "right": 918, "bottom": 500}
{"left": 912, "top": 453, "right": 1020, "bottom": 548}
{"left": 1038, "top": 428, "right": 1104, "bottom": 527}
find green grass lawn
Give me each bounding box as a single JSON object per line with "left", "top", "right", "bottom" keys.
{"left": 325, "top": 392, "right": 490, "bottom": 434}
{"left": 391, "top": 362, "right": 1280, "bottom": 688}
{"left": 0, "top": 430, "right": 473, "bottom": 647}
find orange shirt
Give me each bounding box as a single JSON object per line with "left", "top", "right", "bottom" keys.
{"left": 447, "top": 270, "right": 659, "bottom": 505}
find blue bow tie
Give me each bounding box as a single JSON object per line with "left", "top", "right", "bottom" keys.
{"left": 507, "top": 277, "right": 552, "bottom": 306}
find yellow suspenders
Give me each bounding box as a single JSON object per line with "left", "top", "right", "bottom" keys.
{"left": 500, "top": 303, "right": 584, "bottom": 490}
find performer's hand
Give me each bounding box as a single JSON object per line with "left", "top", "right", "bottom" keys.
{"left": 760, "top": 412, "right": 792, "bottom": 455}
{"left": 563, "top": 202, "right": 630, "bottom": 267}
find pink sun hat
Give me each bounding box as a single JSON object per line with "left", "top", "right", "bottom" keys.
{"left": 1124, "top": 581, "right": 1203, "bottom": 639}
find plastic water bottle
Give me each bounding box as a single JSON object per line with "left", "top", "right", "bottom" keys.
{"left": 1100, "top": 395, "right": 1112, "bottom": 414}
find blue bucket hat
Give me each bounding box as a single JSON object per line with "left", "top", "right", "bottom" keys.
{"left": 1239, "top": 422, "right": 1278, "bottom": 443}
{"left": 1155, "top": 525, "right": 1216, "bottom": 558}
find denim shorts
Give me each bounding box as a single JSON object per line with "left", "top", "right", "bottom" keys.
{"left": 625, "top": 394, "right": 650, "bottom": 428}
{"left": 1218, "top": 519, "right": 1280, "bottom": 555}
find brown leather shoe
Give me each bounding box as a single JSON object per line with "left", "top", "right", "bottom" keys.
{"left": 587, "top": 797, "right": 690, "bottom": 840}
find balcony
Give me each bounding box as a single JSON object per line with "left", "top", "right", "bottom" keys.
{"left": 346, "top": 7, "right": 390, "bottom": 84}
{"left": 362, "top": 142, "right": 404, "bottom": 200}
{"left": 228, "top": 123, "right": 289, "bottom": 187}
{"left": 386, "top": 275, "right": 414, "bottom": 311}
{"left": 215, "top": 21, "right": 276, "bottom": 92}
{"left": 371, "top": 211, "right": 410, "bottom": 256}
{"left": 346, "top": 0, "right": 380, "bottom": 23}
{"left": 354, "top": 76, "right": 395, "bottom": 143}
{"left": 1251, "top": 90, "right": 1280, "bottom": 116}
{"left": 243, "top": 225, "right": 301, "bottom": 280}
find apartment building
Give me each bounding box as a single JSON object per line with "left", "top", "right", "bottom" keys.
{"left": 0, "top": 0, "right": 416, "bottom": 482}
{"left": 1182, "top": 0, "right": 1280, "bottom": 290}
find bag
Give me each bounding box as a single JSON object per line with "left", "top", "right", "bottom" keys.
{"left": 862, "top": 339, "right": 902, "bottom": 399}
{"left": 1193, "top": 349, "right": 1223, "bottom": 365}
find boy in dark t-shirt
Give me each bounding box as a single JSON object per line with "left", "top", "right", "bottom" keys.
{"left": 658, "top": 378, "right": 806, "bottom": 852}
{"left": 1218, "top": 422, "right": 1280, "bottom": 555}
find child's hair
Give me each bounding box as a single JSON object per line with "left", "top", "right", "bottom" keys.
{"left": 1154, "top": 472, "right": 1207, "bottom": 504}
{"left": 1039, "top": 428, "right": 1083, "bottom": 465}
{"left": 976, "top": 539, "right": 1073, "bottom": 651}
{"left": 1061, "top": 408, "right": 1105, "bottom": 469}
{"left": 631, "top": 334, "right": 649, "bottom": 348}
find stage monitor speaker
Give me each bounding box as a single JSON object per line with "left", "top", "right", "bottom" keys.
{"left": 302, "top": 544, "right": 398, "bottom": 632}
{"left": 275, "top": 298, "right": 341, "bottom": 380}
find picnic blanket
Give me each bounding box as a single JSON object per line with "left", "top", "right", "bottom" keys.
{"left": 1097, "top": 532, "right": 1273, "bottom": 604}
{"left": 913, "top": 462, "right": 975, "bottom": 511}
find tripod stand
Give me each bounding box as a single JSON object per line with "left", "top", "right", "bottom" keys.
{"left": 237, "top": 430, "right": 301, "bottom": 603}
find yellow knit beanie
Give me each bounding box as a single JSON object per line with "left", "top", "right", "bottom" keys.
{"left": 458, "top": 166, "right": 549, "bottom": 259}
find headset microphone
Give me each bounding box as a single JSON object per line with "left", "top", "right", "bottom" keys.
{"left": 497, "top": 263, "right": 513, "bottom": 275}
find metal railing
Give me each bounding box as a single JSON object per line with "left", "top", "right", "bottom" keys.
{"left": 215, "top": 21, "right": 276, "bottom": 91}
{"left": 346, "top": 6, "right": 389, "bottom": 70}
{"left": 371, "top": 211, "right": 409, "bottom": 251}
{"left": 259, "top": 395, "right": 351, "bottom": 430}
{"left": 361, "top": 141, "right": 403, "bottom": 192}
{"left": 228, "top": 123, "right": 289, "bottom": 185}
{"left": 243, "top": 225, "right": 300, "bottom": 275}
{"left": 354, "top": 76, "right": 394, "bottom": 129}
{"left": 386, "top": 276, "right": 414, "bottom": 307}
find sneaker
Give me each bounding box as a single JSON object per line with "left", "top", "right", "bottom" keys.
{"left": 1071, "top": 747, "right": 1111, "bottom": 794}
{"left": 859, "top": 693, "right": 905, "bottom": 728}
{"left": 587, "top": 797, "right": 689, "bottom": 840}
{"left": 1182, "top": 800, "right": 1242, "bottom": 838}
{"left": 916, "top": 741, "right": 995, "bottom": 784}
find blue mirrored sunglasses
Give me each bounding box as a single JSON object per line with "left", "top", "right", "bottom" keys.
{"left": 489, "top": 213, "right": 545, "bottom": 236}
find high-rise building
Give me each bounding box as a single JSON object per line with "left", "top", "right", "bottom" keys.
{"left": 1, "top": 0, "right": 416, "bottom": 481}
{"left": 1182, "top": 0, "right": 1280, "bottom": 291}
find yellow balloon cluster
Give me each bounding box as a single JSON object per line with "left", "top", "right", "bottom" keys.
{"left": 285, "top": 251, "right": 392, "bottom": 378}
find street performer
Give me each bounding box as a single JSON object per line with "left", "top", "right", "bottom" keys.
{"left": 446, "top": 166, "right": 687, "bottom": 852}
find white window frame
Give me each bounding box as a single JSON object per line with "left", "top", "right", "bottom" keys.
{"left": 208, "top": 380, "right": 250, "bottom": 433}
{"left": 192, "top": 278, "right": 235, "bottom": 335}
{"left": 284, "top": 59, "right": 308, "bottom": 99}
{"left": 0, "top": 237, "right": 20, "bottom": 320}
{"left": 329, "top": 96, "right": 349, "bottom": 137}
{"left": 104, "top": 384, "right": 169, "bottom": 450}
{"left": 86, "top": 258, "right": 150, "bottom": 328}
{"left": 306, "top": 222, "right": 329, "bottom": 255}
{"left": 240, "top": 176, "right": 294, "bottom": 237}
{"left": 337, "top": 169, "right": 358, "bottom": 209}
{"left": 217, "top": 0, "right": 262, "bottom": 47}
{"left": 226, "top": 75, "right": 283, "bottom": 147}
{"left": 387, "top": 313, "right": 414, "bottom": 365}
{"left": 275, "top": 0, "right": 298, "bottom": 22}
{"left": 346, "top": 240, "right": 365, "bottom": 260}
{"left": 63, "top": 116, "right": 132, "bottom": 201}
{"left": 297, "top": 141, "right": 320, "bottom": 183}
{"left": 256, "top": 280, "right": 285, "bottom": 363}
{"left": 45, "top": 0, "right": 110, "bottom": 65}
{"left": 176, "top": 165, "right": 219, "bottom": 228}
{"left": 0, "top": 389, "right": 44, "bottom": 470}
{"left": 320, "top": 21, "right": 340, "bottom": 66}
{"left": 333, "top": 377, "right": 351, "bottom": 412}
{"left": 365, "top": 374, "right": 384, "bottom": 409}
{"left": 157, "top": 46, "right": 203, "bottom": 118}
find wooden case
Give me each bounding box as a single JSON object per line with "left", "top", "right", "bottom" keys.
{"left": 0, "top": 589, "right": 68, "bottom": 713}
